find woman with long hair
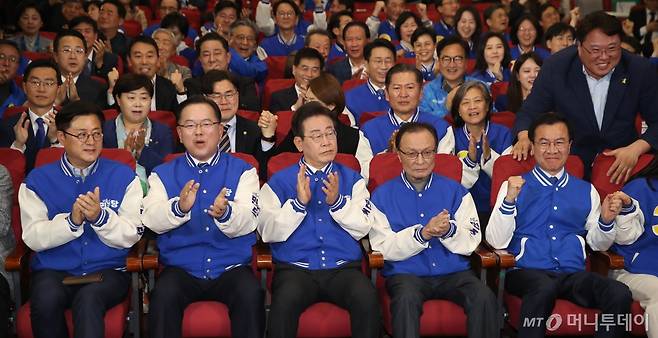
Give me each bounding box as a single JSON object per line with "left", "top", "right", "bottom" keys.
{"left": 505, "top": 52, "right": 542, "bottom": 113}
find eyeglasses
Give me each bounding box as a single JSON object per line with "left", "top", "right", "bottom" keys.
{"left": 62, "top": 130, "right": 103, "bottom": 143}
{"left": 60, "top": 47, "right": 86, "bottom": 55}
{"left": 0, "top": 53, "right": 19, "bottom": 64}
{"left": 177, "top": 120, "right": 221, "bottom": 131}
{"left": 370, "top": 58, "right": 395, "bottom": 66}
{"left": 233, "top": 34, "right": 256, "bottom": 42}
{"left": 398, "top": 149, "right": 435, "bottom": 160}
{"left": 206, "top": 91, "right": 238, "bottom": 101}
{"left": 27, "top": 79, "right": 57, "bottom": 88}
{"left": 439, "top": 55, "right": 465, "bottom": 65}
{"left": 302, "top": 129, "right": 337, "bottom": 143}
{"left": 580, "top": 43, "right": 620, "bottom": 58}
{"left": 535, "top": 139, "right": 568, "bottom": 151}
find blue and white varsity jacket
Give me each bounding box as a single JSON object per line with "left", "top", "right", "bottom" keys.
{"left": 19, "top": 155, "right": 143, "bottom": 275}
{"left": 142, "top": 152, "right": 260, "bottom": 279}
{"left": 345, "top": 81, "right": 391, "bottom": 125}
{"left": 258, "top": 158, "right": 373, "bottom": 270}
{"left": 487, "top": 166, "right": 617, "bottom": 272}
{"left": 610, "top": 178, "right": 657, "bottom": 276}
{"left": 258, "top": 33, "right": 305, "bottom": 58}
{"left": 369, "top": 172, "right": 481, "bottom": 277}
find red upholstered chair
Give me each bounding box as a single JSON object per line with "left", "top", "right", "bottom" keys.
{"left": 39, "top": 31, "right": 56, "bottom": 40}
{"left": 489, "top": 154, "right": 620, "bottom": 335}
{"left": 491, "top": 111, "right": 516, "bottom": 130}
{"left": 490, "top": 81, "right": 509, "bottom": 102}
{"left": 11, "top": 148, "right": 144, "bottom": 338}
{"left": 180, "top": 8, "right": 201, "bottom": 30}
{"left": 590, "top": 153, "right": 654, "bottom": 200}
{"left": 342, "top": 79, "right": 366, "bottom": 93}
{"left": 466, "top": 59, "right": 476, "bottom": 73}
{"left": 397, "top": 57, "right": 416, "bottom": 65}
{"left": 137, "top": 5, "right": 153, "bottom": 22}
{"left": 170, "top": 55, "right": 189, "bottom": 67}
{"left": 143, "top": 152, "right": 263, "bottom": 338}
{"left": 263, "top": 152, "right": 361, "bottom": 337}
{"left": 150, "top": 110, "right": 178, "bottom": 143}
{"left": 123, "top": 20, "right": 142, "bottom": 38}
{"left": 21, "top": 51, "right": 50, "bottom": 62}
{"left": 2, "top": 106, "right": 27, "bottom": 120}
{"left": 274, "top": 110, "right": 293, "bottom": 146}
{"left": 359, "top": 111, "right": 385, "bottom": 126}
{"left": 264, "top": 56, "right": 289, "bottom": 80}
{"left": 237, "top": 110, "right": 260, "bottom": 123}
{"left": 365, "top": 153, "right": 497, "bottom": 336}
{"left": 263, "top": 79, "right": 295, "bottom": 110}
{"left": 103, "top": 109, "right": 120, "bottom": 121}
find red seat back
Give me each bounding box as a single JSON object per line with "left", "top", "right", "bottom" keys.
{"left": 267, "top": 152, "right": 360, "bottom": 179}
{"left": 590, "top": 153, "right": 654, "bottom": 200}
{"left": 397, "top": 57, "right": 416, "bottom": 65}
{"left": 150, "top": 110, "right": 178, "bottom": 142}
{"left": 35, "top": 148, "right": 137, "bottom": 170}
{"left": 274, "top": 110, "right": 293, "bottom": 146}
{"left": 180, "top": 8, "right": 201, "bottom": 30}
{"left": 491, "top": 111, "right": 516, "bottom": 130}
{"left": 123, "top": 20, "right": 143, "bottom": 38}
{"left": 264, "top": 56, "right": 289, "bottom": 80}
{"left": 263, "top": 79, "right": 295, "bottom": 110}
{"left": 3, "top": 106, "right": 27, "bottom": 120}
{"left": 368, "top": 153, "right": 462, "bottom": 192}
{"left": 490, "top": 81, "right": 509, "bottom": 101}
{"left": 359, "top": 111, "right": 385, "bottom": 126}
{"left": 466, "top": 59, "right": 476, "bottom": 73}
{"left": 22, "top": 51, "right": 50, "bottom": 61}
{"left": 342, "top": 79, "right": 366, "bottom": 93}
{"left": 170, "top": 55, "right": 189, "bottom": 67}
{"left": 237, "top": 110, "right": 260, "bottom": 122}
{"left": 490, "top": 155, "right": 584, "bottom": 207}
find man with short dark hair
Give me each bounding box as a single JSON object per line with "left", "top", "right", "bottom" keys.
{"left": 69, "top": 15, "right": 119, "bottom": 79}
{"left": 328, "top": 21, "right": 368, "bottom": 84}
{"left": 488, "top": 113, "right": 634, "bottom": 338}
{"left": 305, "top": 29, "right": 332, "bottom": 61}
{"left": 20, "top": 100, "right": 143, "bottom": 338}
{"left": 544, "top": 22, "right": 576, "bottom": 54}
{"left": 269, "top": 47, "right": 323, "bottom": 113}
{"left": 98, "top": 0, "right": 130, "bottom": 58}
{"left": 327, "top": 10, "right": 352, "bottom": 62}
{"left": 513, "top": 11, "right": 658, "bottom": 182}
{"left": 160, "top": 12, "right": 197, "bottom": 66}
{"left": 228, "top": 19, "right": 267, "bottom": 83}
{"left": 0, "top": 40, "right": 26, "bottom": 117}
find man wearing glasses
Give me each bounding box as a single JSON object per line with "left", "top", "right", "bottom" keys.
{"left": 19, "top": 100, "right": 144, "bottom": 338}
{"left": 487, "top": 113, "right": 635, "bottom": 338}
{"left": 512, "top": 11, "right": 658, "bottom": 182}
{"left": 143, "top": 96, "right": 264, "bottom": 338}
{"left": 367, "top": 122, "right": 499, "bottom": 338}
{"left": 0, "top": 60, "right": 62, "bottom": 173}
{"left": 52, "top": 30, "right": 108, "bottom": 108}
{"left": 0, "top": 40, "right": 26, "bottom": 118}
{"left": 420, "top": 36, "right": 481, "bottom": 119}
{"left": 258, "top": 102, "right": 381, "bottom": 338}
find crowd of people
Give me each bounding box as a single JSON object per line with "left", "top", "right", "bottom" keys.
{"left": 0, "top": 0, "right": 657, "bottom": 337}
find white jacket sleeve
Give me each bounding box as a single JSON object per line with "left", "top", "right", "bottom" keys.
{"left": 486, "top": 181, "right": 517, "bottom": 249}
{"left": 213, "top": 168, "right": 260, "bottom": 238}
{"left": 613, "top": 198, "right": 646, "bottom": 245}
{"left": 20, "top": 183, "right": 83, "bottom": 252}
{"left": 356, "top": 131, "right": 374, "bottom": 180}
{"left": 255, "top": 1, "right": 276, "bottom": 36}
{"left": 257, "top": 183, "right": 307, "bottom": 242}
{"left": 329, "top": 178, "right": 373, "bottom": 240}
{"left": 481, "top": 145, "right": 512, "bottom": 177}
{"left": 91, "top": 176, "right": 143, "bottom": 249}
{"left": 437, "top": 126, "right": 455, "bottom": 155}
{"left": 365, "top": 16, "right": 380, "bottom": 40}
{"left": 368, "top": 204, "right": 428, "bottom": 261}
{"left": 311, "top": 10, "right": 327, "bottom": 30}
{"left": 141, "top": 173, "right": 192, "bottom": 234}
{"left": 586, "top": 185, "right": 617, "bottom": 251}
{"left": 439, "top": 192, "right": 481, "bottom": 256}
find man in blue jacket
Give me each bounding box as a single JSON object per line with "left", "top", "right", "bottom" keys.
{"left": 488, "top": 113, "right": 633, "bottom": 338}
{"left": 258, "top": 102, "right": 380, "bottom": 338}
{"left": 19, "top": 100, "right": 144, "bottom": 338}
{"left": 142, "top": 96, "right": 264, "bottom": 338}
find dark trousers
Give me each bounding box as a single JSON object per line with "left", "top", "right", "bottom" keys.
{"left": 148, "top": 266, "right": 265, "bottom": 338}
{"left": 506, "top": 269, "right": 632, "bottom": 338}
{"left": 0, "top": 274, "right": 10, "bottom": 338}
{"left": 30, "top": 268, "right": 130, "bottom": 338}
{"left": 267, "top": 262, "right": 381, "bottom": 338}
{"left": 386, "top": 270, "right": 500, "bottom": 338}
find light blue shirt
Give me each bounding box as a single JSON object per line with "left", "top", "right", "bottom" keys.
{"left": 583, "top": 66, "right": 613, "bottom": 130}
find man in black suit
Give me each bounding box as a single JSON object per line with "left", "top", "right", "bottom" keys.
{"left": 201, "top": 70, "right": 273, "bottom": 177}
{"left": 52, "top": 30, "right": 108, "bottom": 108}
{"left": 70, "top": 15, "right": 120, "bottom": 80}
{"left": 513, "top": 11, "right": 658, "bottom": 183}
{"left": 0, "top": 60, "right": 61, "bottom": 173}
{"left": 328, "top": 21, "right": 370, "bottom": 84}
{"left": 98, "top": 0, "right": 131, "bottom": 59}
{"left": 184, "top": 33, "right": 261, "bottom": 112}
{"left": 111, "top": 36, "right": 183, "bottom": 113}
{"left": 628, "top": 0, "right": 658, "bottom": 57}
{"left": 269, "top": 48, "right": 323, "bottom": 113}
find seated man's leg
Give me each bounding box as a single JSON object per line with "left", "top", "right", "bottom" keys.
{"left": 433, "top": 270, "right": 500, "bottom": 338}
{"left": 148, "top": 267, "right": 205, "bottom": 338}
{"left": 71, "top": 269, "right": 130, "bottom": 338}
{"left": 204, "top": 266, "right": 265, "bottom": 338}
{"left": 561, "top": 271, "right": 632, "bottom": 338}
{"left": 268, "top": 264, "right": 320, "bottom": 338}
{"left": 30, "top": 270, "right": 74, "bottom": 338}
{"left": 385, "top": 274, "right": 431, "bottom": 338}
{"left": 610, "top": 270, "right": 658, "bottom": 338}
{"left": 324, "top": 264, "right": 381, "bottom": 338}
{"left": 506, "top": 269, "right": 560, "bottom": 338}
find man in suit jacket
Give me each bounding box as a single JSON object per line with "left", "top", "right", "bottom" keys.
{"left": 328, "top": 21, "right": 370, "bottom": 84}
{"left": 629, "top": 0, "right": 658, "bottom": 57}
{"left": 69, "top": 15, "right": 120, "bottom": 79}
{"left": 269, "top": 48, "right": 323, "bottom": 113}
{"left": 0, "top": 60, "right": 62, "bottom": 173}
{"left": 184, "top": 32, "right": 261, "bottom": 112}
{"left": 52, "top": 30, "right": 108, "bottom": 108}
{"left": 513, "top": 11, "right": 658, "bottom": 183}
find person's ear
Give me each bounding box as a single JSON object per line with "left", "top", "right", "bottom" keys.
{"left": 293, "top": 136, "right": 304, "bottom": 152}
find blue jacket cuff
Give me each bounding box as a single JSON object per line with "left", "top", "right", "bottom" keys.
{"left": 67, "top": 215, "right": 82, "bottom": 232}
{"left": 329, "top": 194, "right": 346, "bottom": 212}
{"left": 463, "top": 156, "right": 478, "bottom": 169}
{"left": 90, "top": 207, "right": 109, "bottom": 227}
{"left": 291, "top": 198, "right": 307, "bottom": 213}
{"left": 414, "top": 226, "right": 429, "bottom": 244}
{"left": 172, "top": 200, "right": 186, "bottom": 218}
{"left": 499, "top": 200, "right": 516, "bottom": 215}
{"left": 439, "top": 222, "right": 457, "bottom": 239}
{"left": 598, "top": 218, "right": 615, "bottom": 232}
{"left": 619, "top": 203, "right": 636, "bottom": 216}
{"left": 215, "top": 204, "right": 232, "bottom": 223}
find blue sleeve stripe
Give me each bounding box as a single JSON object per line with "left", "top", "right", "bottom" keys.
{"left": 598, "top": 218, "right": 615, "bottom": 232}
{"left": 216, "top": 204, "right": 232, "bottom": 223}
{"left": 463, "top": 156, "right": 478, "bottom": 168}
{"left": 619, "top": 204, "right": 636, "bottom": 216}
{"left": 499, "top": 200, "right": 516, "bottom": 215}
{"left": 90, "top": 208, "right": 109, "bottom": 227}
{"left": 329, "top": 194, "right": 346, "bottom": 212}
{"left": 291, "top": 198, "right": 307, "bottom": 213}
{"left": 440, "top": 222, "right": 457, "bottom": 239}
{"left": 67, "top": 215, "right": 81, "bottom": 232}
{"left": 414, "top": 226, "right": 429, "bottom": 244}
{"left": 172, "top": 200, "right": 186, "bottom": 218}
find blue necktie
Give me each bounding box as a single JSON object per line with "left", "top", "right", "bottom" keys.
{"left": 548, "top": 177, "right": 558, "bottom": 185}
{"left": 35, "top": 117, "right": 46, "bottom": 148}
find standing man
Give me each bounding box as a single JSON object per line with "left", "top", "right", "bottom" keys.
{"left": 512, "top": 11, "right": 658, "bottom": 182}
{"left": 143, "top": 96, "right": 264, "bottom": 338}
{"left": 20, "top": 100, "right": 143, "bottom": 338}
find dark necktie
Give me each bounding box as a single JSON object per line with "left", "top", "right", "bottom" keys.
{"left": 548, "top": 177, "right": 558, "bottom": 185}
{"left": 376, "top": 89, "right": 385, "bottom": 101}
{"left": 35, "top": 117, "right": 46, "bottom": 148}
{"left": 218, "top": 124, "right": 231, "bottom": 153}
